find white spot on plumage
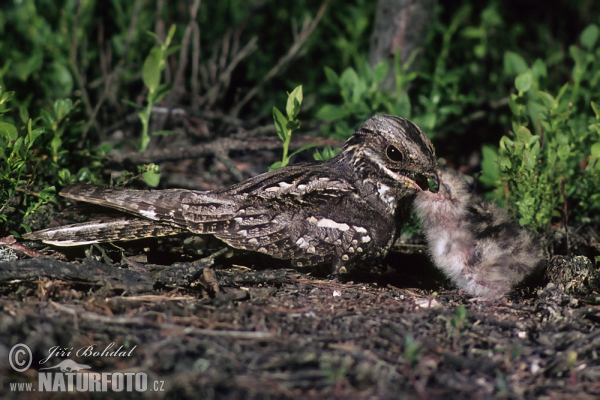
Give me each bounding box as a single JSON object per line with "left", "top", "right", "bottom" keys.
{"left": 353, "top": 226, "right": 367, "bottom": 233}
{"left": 377, "top": 184, "right": 396, "bottom": 211}
{"left": 140, "top": 209, "right": 157, "bottom": 219}
{"left": 295, "top": 237, "right": 309, "bottom": 249}
{"left": 361, "top": 236, "right": 371, "bottom": 243}
{"left": 315, "top": 218, "right": 350, "bottom": 231}
{"left": 278, "top": 182, "right": 292, "bottom": 188}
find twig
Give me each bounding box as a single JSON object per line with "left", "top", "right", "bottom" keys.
{"left": 50, "top": 301, "right": 80, "bottom": 332}
{"left": 205, "top": 36, "right": 258, "bottom": 108}
{"left": 230, "top": 0, "right": 328, "bottom": 116}
{"left": 68, "top": 0, "right": 99, "bottom": 138}
{"left": 0, "top": 235, "right": 46, "bottom": 258}
{"left": 169, "top": 0, "right": 202, "bottom": 106}
{"left": 80, "top": 0, "right": 144, "bottom": 146}
{"left": 191, "top": 4, "right": 201, "bottom": 111}
{"left": 108, "top": 135, "right": 344, "bottom": 165}
{"left": 561, "top": 177, "right": 570, "bottom": 256}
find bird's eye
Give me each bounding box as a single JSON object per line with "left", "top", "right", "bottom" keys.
{"left": 386, "top": 145, "right": 403, "bottom": 162}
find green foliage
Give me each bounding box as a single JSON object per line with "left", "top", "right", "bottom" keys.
{"left": 316, "top": 60, "right": 413, "bottom": 138}
{"left": 313, "top": 146, "right": 340, "bottom": 161}
{"left": 0, "top": 87, "right": 55, "bottom": 232}
{"left": 138, "top": 25, "right": 177, "bottom": 153}
{"left": 403, "top": 334, "right": 422, "bottom": 363}
{"left": 481, "top": 24, "right": 600, "bottom": 230}
{"left": 271, "top": 85, "right": 315, "bottom": 169}
{"left": 317, "top": 3, "right": 481, "bottom": 139}
{"left": 447, "top": 305, "right": 470, "bottom": 348}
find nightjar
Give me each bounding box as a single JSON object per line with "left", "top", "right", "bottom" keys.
{"left": 25, "top": 115, "right": 440, "bottom": 274}
{"left": 413, "top": 170, "right": 544, "bottom": 299}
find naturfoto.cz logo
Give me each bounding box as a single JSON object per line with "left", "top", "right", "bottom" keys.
{"left": 7, "top": 343, "right": 165, "bottom": 393}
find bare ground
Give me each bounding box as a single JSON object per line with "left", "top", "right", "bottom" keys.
{"left": 0, "top": 237, "right": 599, "bottom": 400}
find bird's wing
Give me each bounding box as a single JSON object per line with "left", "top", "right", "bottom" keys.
{"left": 181, "top": 174, "right": 373, "bottom": 266}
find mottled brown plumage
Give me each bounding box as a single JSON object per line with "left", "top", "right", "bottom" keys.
{"left": 25, "top": 115, "right": 440, "bottom": 273}
{"left": 413, "top": 171, "right": 544, "bottom": 299}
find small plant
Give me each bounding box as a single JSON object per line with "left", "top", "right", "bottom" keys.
{"left": 403, "top": 334, "right": 423, "bottom": 364}
{"left": 316, "top": 60, "right": 412, "bottom": 138}
{"left": 270, "top": 85, "right": 315, "bottom": 169}
{"left": 138, "top": 25, "right": 177, "bottom": 152}
{"left": 313, "top": 146, "right": 341, "bottom": 161}
{"left": 480, "top": 24, "right": 600, "bottom": 230}
{"left": 0, "top": 87, "right": 56, "bottom": 233}
{"left": 447, "top": 305, "right": 469, "bottom": 349}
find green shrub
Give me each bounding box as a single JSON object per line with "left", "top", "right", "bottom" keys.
{"left": 481, "top": 24, "right": 600, "bottom": 230}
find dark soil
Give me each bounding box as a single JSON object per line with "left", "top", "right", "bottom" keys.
{"left": 1, "top": 235, "right": 599, "bottom": 399}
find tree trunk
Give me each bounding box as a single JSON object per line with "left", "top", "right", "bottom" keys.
{"left": 369, "top": 0, "right": 436, "bottom": 92}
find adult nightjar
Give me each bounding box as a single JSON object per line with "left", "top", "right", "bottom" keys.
{"left": 25, "top": 115, "right": 440, "bottom": 274}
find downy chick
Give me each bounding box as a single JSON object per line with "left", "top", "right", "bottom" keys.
{"left": 413, "top": 171, "right": 543, "bottom": 300}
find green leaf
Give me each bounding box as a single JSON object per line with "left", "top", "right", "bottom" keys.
{"left": 522, "top": 150, "right": 536, "bottom": 169}
{"left": 503, "top": 51, "right": 528, "bottom": 76}
{"left": 339, "top": 68, "right": 359, "bottom": 92}
{"left": 0, "top": 90, "right": 15, "bottom": 105}
{"left": 165, "top": 24, "right": 177, "bottom": 47}
{"left": 286, "top": 120, "right": 300, "bottom": 131}
{"left": 142, "top": 171, "right": 161, "bottom": 187}
{"left": 557, "top": 143, "right": 570, "bottom": 160}
{"left": 479, "top": 145, "right": 500, "bottom": 187}
{"left": 580, "top": 24, "right": 599, "bottom": 50}
{"left": 569, "top": 45, "right": 588, "bottom": 73}
{"left": 515, "top": 126, "right": 532, "bottom": 144}
{"left": 515, "top": 70, "right": 533, "bottom": 92}
{"left": 269, "top": 161, "right": 283, "bottom": 171}
{"left": 152, "top": 83, "right": 173, "bottom": 103}
{"left": 38, "top": 186, "right": 56, "bottom": 201}
{"left": 142, "top": 48, "right": 162, "bottom": 92}
{"left": 323, "top": 67, "right": 339, "bottom": 85}
{"left": 592, "top": 101, "right": 600, "bottom": 119}
{"left": 591, "top": 142, "right": 600, "bottom": 158}
{"left": 531, "top": 59, "right": 547, "bottom": 81}
{"left": 50, "top": 136, "right": 62, "bottom": 156}
{"left": 76, "top": 167, "right": 92, "bottom": 182}
{"left": 27, "top": 128, "right": 45, "bottom": 150}
{"left": 373, "top": 61, "right": 389, "bottom": 83}
{"left": 316, "top": 104, "right": 346, "bottom": 120}
{"left": 19, "top": 106, "right": 29, "bottom": 124}
{"left": 508, "top": 94, "right": 521, "bottom": 116}
{"left": 58, "top": 169, "right": 72, "bottom": 186}
{"left": 536, "top": 91, "right": 556, "bottom": 109}
{"left": 286, "top": 85, "right": 303, "bottom": 120}
{"left": 53, "top": 98, "right": 73, "bottom": 121}
{"left": 289, "top": 143, "right": 318, "bottom": 158}
{"left": 272, "top": 107, "right": 287, "bottom": 142}
{"left": 0, "top": 122, "right": 18, "bottom": 141}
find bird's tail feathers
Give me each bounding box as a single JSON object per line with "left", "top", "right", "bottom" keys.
{"left": 60, "top": 184, "right": 194, "bottom": 225}
{"left": 23, "top": 218, "right": 185, "bottom": 246}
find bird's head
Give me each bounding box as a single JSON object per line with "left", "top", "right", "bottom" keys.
{"left": 342, "top": 115, "right": 440, "bottom": 196}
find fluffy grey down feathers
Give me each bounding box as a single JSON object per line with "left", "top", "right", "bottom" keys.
{"left": 413, "top": 171, "right": 543, "bottom": 299}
